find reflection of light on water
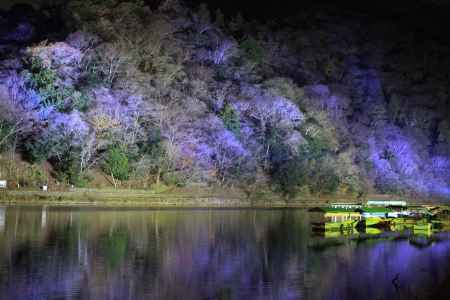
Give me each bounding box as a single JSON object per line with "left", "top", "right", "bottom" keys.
{"left": 0, "top": 209, "right": 449, "bottom": 300}
{"left": 0, "top": 206, "right": 5, "bottom": 233}
{"left": 41, "top": 206, "right": 47, "bottom": 229}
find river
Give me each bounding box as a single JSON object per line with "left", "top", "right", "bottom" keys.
{"left": 0, "top": 206, "right": 449, "bottom": 299}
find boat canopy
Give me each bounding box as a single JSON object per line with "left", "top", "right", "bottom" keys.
{"left": 330, "top": 203, "right": 362, "bottom": 209}
{"left": 367, "top": 200, "right": 407, "bottom": 207}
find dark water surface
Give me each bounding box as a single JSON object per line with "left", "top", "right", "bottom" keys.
{"left": 0, "top": 206, "right": 450, "bottom": 300}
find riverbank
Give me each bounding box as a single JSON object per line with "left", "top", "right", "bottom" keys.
{"left": 0, "top": 188, "right": 323, "bottom": 208}
{"left": 0, "top": 187, "right": 445, "bottom": 208}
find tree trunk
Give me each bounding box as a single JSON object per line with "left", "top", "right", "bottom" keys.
{"left": 111, "top": 172, "right": 117, "bottom": 189}
{"left": 156, "top": 167, "right": 161, "bottom": 185}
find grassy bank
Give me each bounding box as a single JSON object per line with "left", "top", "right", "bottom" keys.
{"left": 0, "top": 187, "right": 365, "bottom": 208}
{"left": 1, "top": 186, "right": 445, "bottom": 208}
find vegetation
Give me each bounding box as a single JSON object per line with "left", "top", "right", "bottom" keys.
{"left": 50, "top": 135, "right": 83, "bottom": 185}
{"left": 219, "top": 103, "right": 241, "bottom": 137}
{"left": 0, "top": 120, "right": 16, "bottom": 152}
{"left": 0, "top": 0, "right": 449, "bottom": 199}
{"left": 104, "top": 145, "right": 130, "bottom": 186}
{"left": 25, "top": 57, "right": 90, "bottom": 112}
{"left": 25, "top": 57, "right": 63, "bottom": 108}
{"left": 240, "top": 38, "right": 265, "bottom": 65}
{"left": 135, "top": 128, "right": 173, "bottom": 186}
{"left": 268, "top": 131, "right": 340, "bottom": 197}
{"left": 24, "top": 136, "right": 53, "bottom": 164}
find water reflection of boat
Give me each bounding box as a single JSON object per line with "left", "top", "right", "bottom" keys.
{"left": 323, "top": 228, "right": 357, "bottom": 238}
{"left": 310, "top": 208, "right": 362, "bottom": 232}
{"left": 413, "top": 223, "right": 432, "bottom": 236}
{"left": 363, "top": 217, "right": 383, "bottom": 227}
{"left": 365, "top": 227, "right": 382, "bottom": 235}
{"left": 409, "top": 235, "right": 433, "bottom": 248}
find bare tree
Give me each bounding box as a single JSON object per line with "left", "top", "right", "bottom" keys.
{"left": 210, "top": 39, "right": 236, "bottom": 65}
{"left": 79, "top": 132, "right": 99, "bottom": 173}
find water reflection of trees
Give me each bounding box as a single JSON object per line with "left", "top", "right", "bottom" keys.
{"left": 0, "top": 209, "right": 304, "bottom": 299}
{"left": 0, "top": 208, "right": 449, "bottom": 300}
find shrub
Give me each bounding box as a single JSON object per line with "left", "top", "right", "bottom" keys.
{"left": 298, "top": 136, "right": 330, "bottom": 160}
{"left": 263, "top": 77, "right": 304, "bottom": 102}
{"left": 216, "top": 154, "right": 256, "bottom": 187}
{"left": 309, "top": 164, "right": 340, "bottom": 194}
{"left": 25, "top": 57, "right": 90, "bottom": 111}
{"left": 375, "top": 177, "right": 402, "bottom": 195}
{"left": 240, "top": 38, "right": 264, "bottom": 65}
{"left": 104, "top": 145, "right": 130, "bottom": 181}
{"left": 268, "top": 130, "right": 341, "bottom": 197}
{"left": 219, "top": 103, "right": 240, "bottom": 137}
{"left": 82, "top": 44, "right": 127, "bottom": 87}
{"left": 71, "top": 90, "right": 90, "bottom": 112}
{"left": 340, "top": 174, "right": 364, "bottom": 195}
{"left": 71, "top": 171, "right": 93, "bottom": 188}
{"left": 214, "top": 65, "right": 228, "bottom": 81}
{"left": 162, "top": 172, "right": 185, "bottom": 187}
{"left": 25, "top": 165, "right": 48, "bottom": 186}
{"left": 25, "top": 57, "right": 65, "bottom": 109}
{"left": 0, "top": 120, "right": 15, "bottom": 152}
{"left": 271, "top": 155, "right": 305, "bottom": 197}
{"left": 52, "top": 145, "right": 83, "bottom": 185}
{"left": 28, "top": 132, "right": 85, "bottom": 185}
{"left": 135, "top": 128, "right": 172, "bottom": 184}
{"left": 297, "top": 139, "right": 340, "bottom": 194}
{"left": 24, "top": 137, "right": 52, "bottom": 164}
{"left": 266, "top": 130, "right": 305, "bottom": 197}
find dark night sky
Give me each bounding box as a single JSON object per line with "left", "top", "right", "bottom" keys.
{"left": 3, "top": 0, "right": 450, "bottom": 17}
{"left": 189, "top": 0, "right": 450, "bottom": 20}
{"left": 189, "top": 0, "right": 449, "bottom": 16}
{"left": 2, "top": 0, "right": 450, "bottom": 43}
{"left": 184, "top": 0, "right": 450, "bottom": 42}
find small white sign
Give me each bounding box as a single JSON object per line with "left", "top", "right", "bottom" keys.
{"left": 42, "top": 185, "right": 48, "bottom": 192}
{"left": 0, "top": 180, "right": 7, "bottom": 189}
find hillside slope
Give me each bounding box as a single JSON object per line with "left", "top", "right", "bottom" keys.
{"left": 0, "top": 0, "right": 449, "bottom": 200}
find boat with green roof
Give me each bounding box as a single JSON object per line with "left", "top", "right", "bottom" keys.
{"left": 309, "top": 201, "right": 444, "bottom": 235}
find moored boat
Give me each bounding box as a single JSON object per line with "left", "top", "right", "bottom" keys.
{"left": 310, "top": 202, "right": 447, "bottom": 237}
{"left": 356, "top": 207, "right": 392, "bottom": 227}
{"left": 310, "top": 207, "right": 362, "bottom": 232}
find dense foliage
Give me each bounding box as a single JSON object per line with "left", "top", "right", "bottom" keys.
{"left": 104, "top": 145, "right": 130, "bottom": 182}
{"left": 25, "top": 57, "right": 89, "bottom": 112}
{"left": 0, "top": 0, "right": 449, "bottom": 199}
{"left": 219, "top": 103, "right": 241, "bottom": 137}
